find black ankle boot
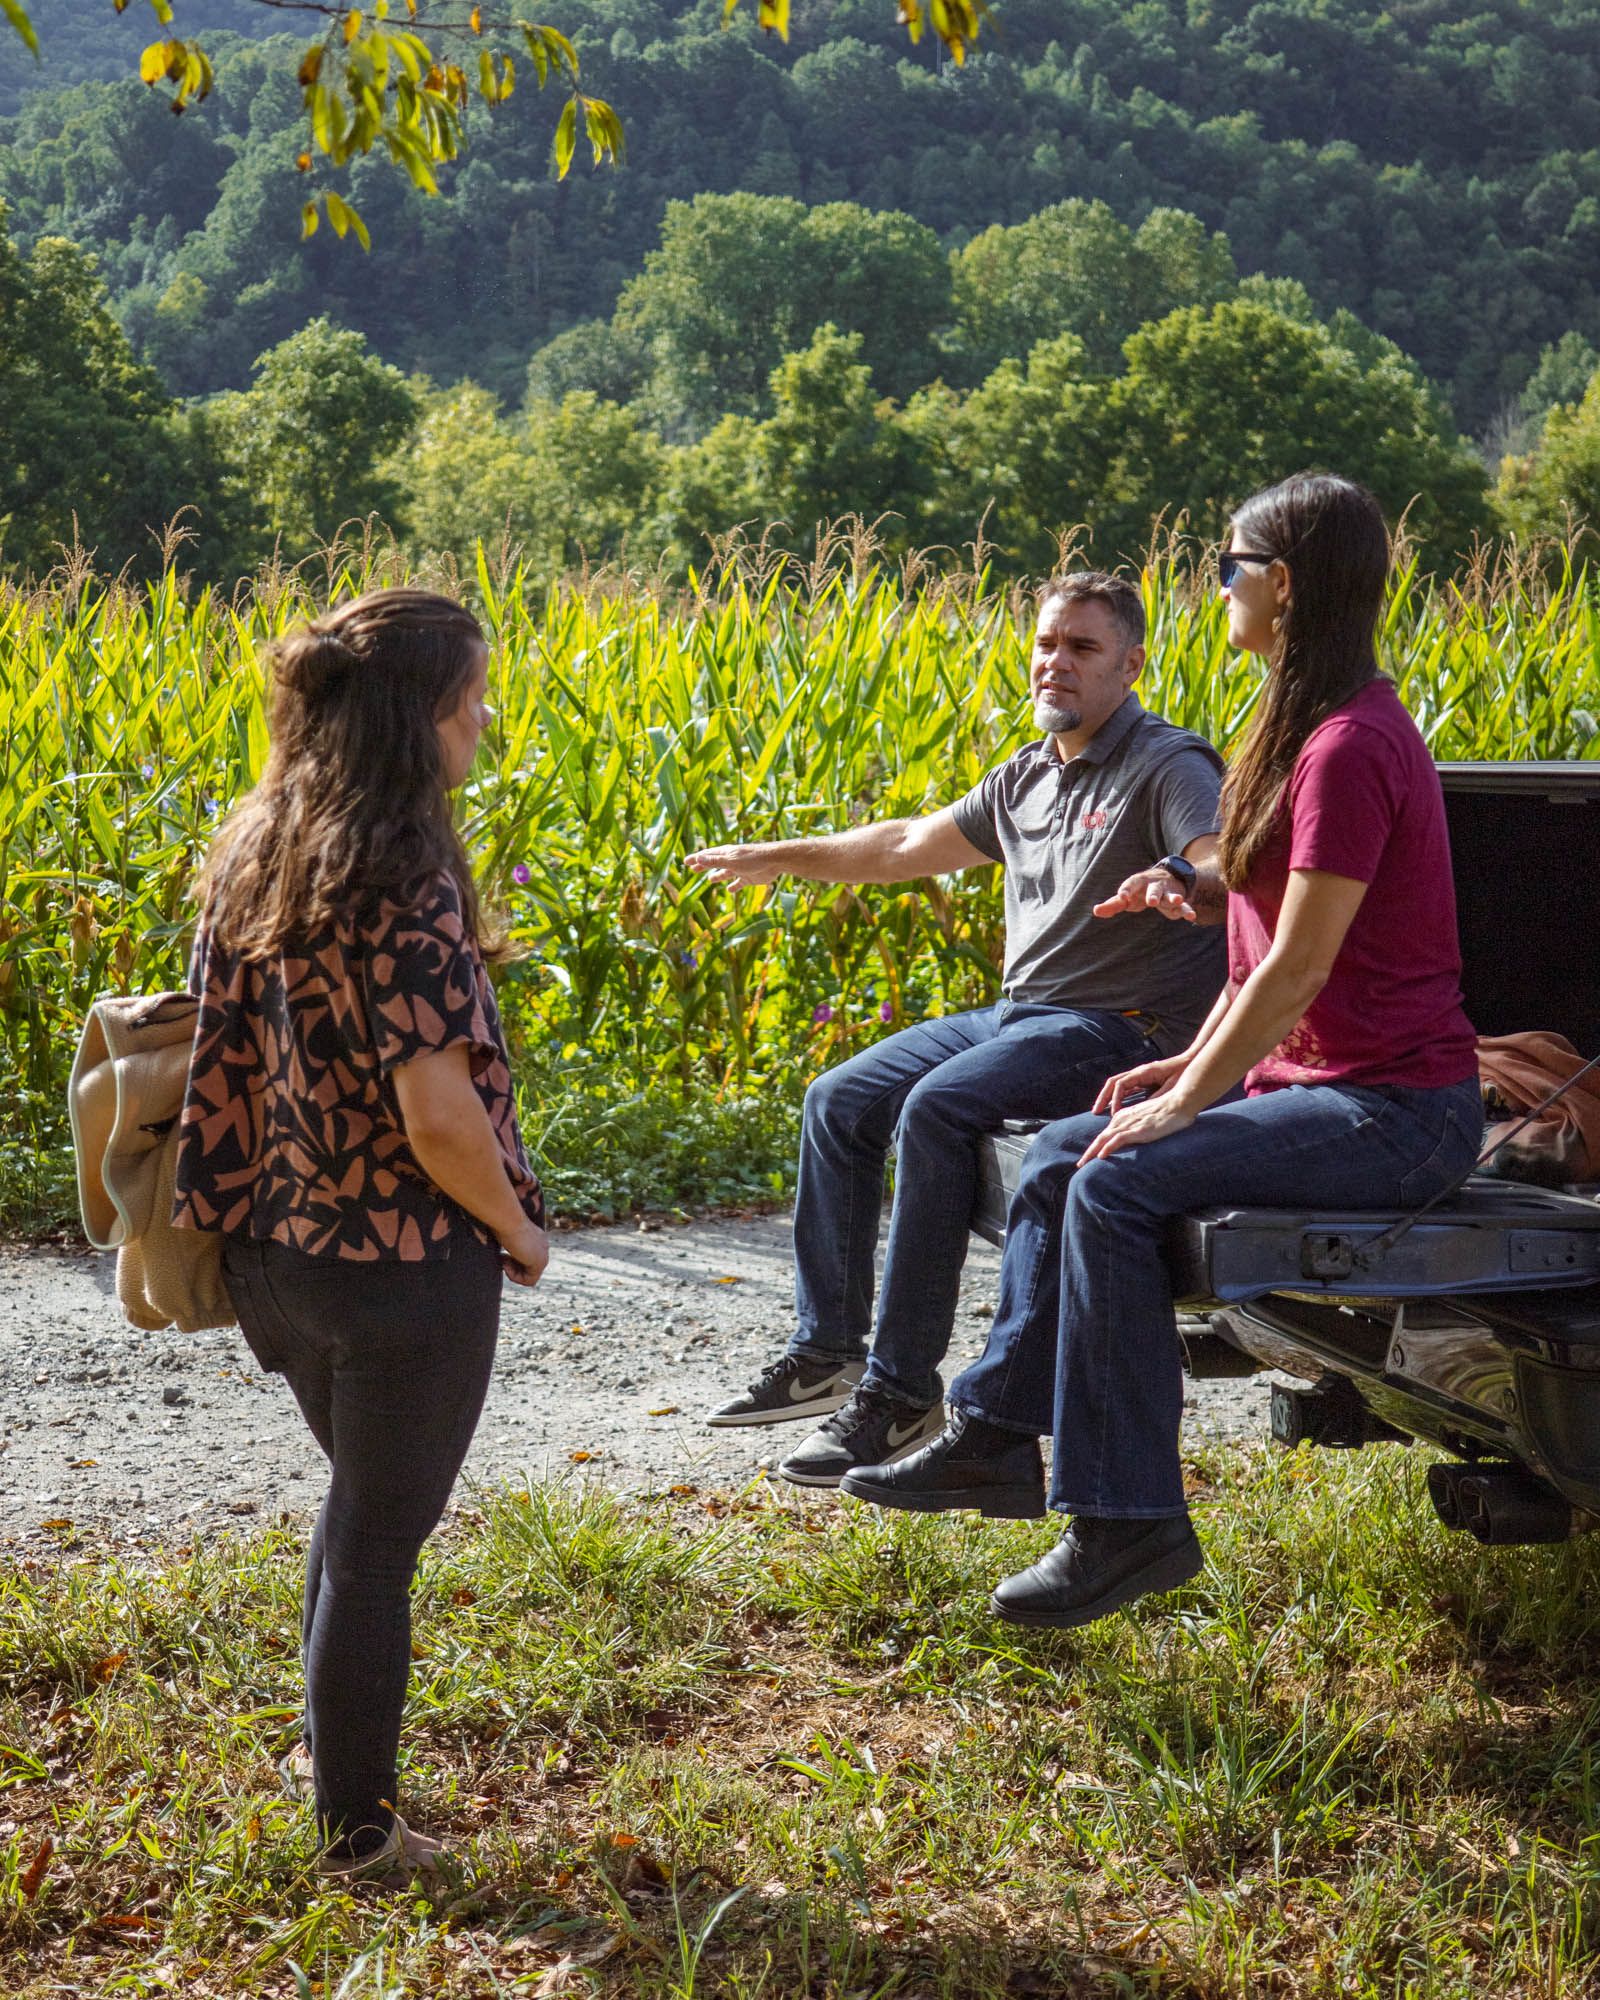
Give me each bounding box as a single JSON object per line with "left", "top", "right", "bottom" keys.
{"left": 838, "top": 1407, "right": 1046, "bottom": 1519}
{"left": 991, "top": 1513, "right": 1203, "bottom": 1628}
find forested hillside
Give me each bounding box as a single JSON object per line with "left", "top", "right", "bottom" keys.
{"left": 4, "top": 0, "right": 1600, "bottom": 427}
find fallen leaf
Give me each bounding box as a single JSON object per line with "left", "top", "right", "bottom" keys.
{"left": 246, "top": 1813, "right": 262, "bottom": 1843}
{"left": 226, "top": 1500, "right": 257, "bottom": 1516}
{"left": 40, "top": 1519, "right": 74, "bottom": 1532}
{"left": 451, "top": 1587, "right": 477, "bottom": 1607}
{"left": 534, "top": 1933, "right": 625, "bottom": 1994}
{"left": 90, "top": 1651, "right": 129, "bottom": 1683}
{"left": 569, "top": 1450, "right": 600, "bottom": 1463}
{"left": 98, "top": 1912, "right": 161, "bottom": 1932}
{"left": 647, "top": 1405, "right": 680, "bottom": 1417}
{"left": 668, "top": 1484, "right": 697, "bottom": 1496}
{"left": 714, "top": 1274, "right": 743, "bottom": 1284}
{"left": 20, "top": 1836, "right": 53, "bottom": 1900}
{"left": 69, "top": 1459, "right": 98, "bottom": 1470}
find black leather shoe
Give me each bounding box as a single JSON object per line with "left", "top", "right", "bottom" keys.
{"left": 838, "top": 1408, "right": 1046, "bottom": 1519}
{"left": 991, "top": 1514, "right": 1203, "bottom": 1628}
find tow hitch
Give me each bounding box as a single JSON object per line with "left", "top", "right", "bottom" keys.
{"left": 1270, "top": 1374, "right": 1411, "bottom": 1450}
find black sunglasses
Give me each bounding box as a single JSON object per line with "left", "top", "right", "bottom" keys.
{"left": 1217, "top": 550, "right": 1277, "bottom": 588}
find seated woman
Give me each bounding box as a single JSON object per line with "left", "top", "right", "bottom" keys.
{"left": 841, "top": 471, "right": 1483, "bottom": 1628}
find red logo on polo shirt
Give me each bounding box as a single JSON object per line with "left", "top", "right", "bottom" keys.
{"left": 1081, "top": 807, "right": 1109, "bottom": 831}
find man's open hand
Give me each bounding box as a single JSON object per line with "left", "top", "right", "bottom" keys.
{"left": 686, "top": 843, "right": 783, "bottom": 886}
{"left": 1092, "top": 866, "right": 1196, "bottom": 923}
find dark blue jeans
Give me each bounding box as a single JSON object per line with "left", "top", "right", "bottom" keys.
{"left": 787, "top": 1002, "right": 1158, "bottom": 1406}
{"left": 950, "top": 1077, "right": 1484, "bottom": 1517}
{"left": 222, "top": 1234, "right": 501, "bottom": 1853}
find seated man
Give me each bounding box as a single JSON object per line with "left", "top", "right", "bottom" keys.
{"left": 686, "top": 570, "right": 1227, "bottom": 1487}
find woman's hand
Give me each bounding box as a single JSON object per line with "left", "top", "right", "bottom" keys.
{"left": 499, "top": 1219, "right": 549, "bottom": 1288}
{"left": 1091, "top": 1053, "right": 1191, "bottom": 1116}
{"left": 1080, "top": 1092, "right": 1200, "bottom": 1164}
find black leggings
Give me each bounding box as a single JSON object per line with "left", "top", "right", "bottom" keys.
{"left": 222, "top": 1234, "right": 501, "bottom": 1853}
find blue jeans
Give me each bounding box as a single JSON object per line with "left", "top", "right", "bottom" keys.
{"left": 787, "top": 1002, "right": 1158, "bottom": 1407}
{"left": 949, "top": 1077, "right": 1484, "bottom": 1517}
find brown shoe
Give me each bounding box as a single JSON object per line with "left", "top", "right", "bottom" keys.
{"left": 317, "top": 1813, "right": 447, "bottom": 1890}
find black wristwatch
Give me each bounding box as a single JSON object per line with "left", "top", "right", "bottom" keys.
{"left": 1156, "top": 853, "right": 1197, "bottom": 895}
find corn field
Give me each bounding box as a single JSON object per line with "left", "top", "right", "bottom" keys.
{"left": 2, "top": 541, "right": 1597, "bottom": 1195}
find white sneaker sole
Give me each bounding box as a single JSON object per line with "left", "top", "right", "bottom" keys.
{"left": 705, "top": 1368, "right": 864, "bottom": 1428}
{"left": 777, "top": 1418, "right": 945, "bottom": 1487}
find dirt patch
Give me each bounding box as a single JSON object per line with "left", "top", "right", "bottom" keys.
{"left": 0, "top": 1212, "right": 1277, "bottom": 1550}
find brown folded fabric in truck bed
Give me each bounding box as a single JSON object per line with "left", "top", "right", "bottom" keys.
{"left": 1476, "top": 1030, "right": 1600, "bottom": 1187}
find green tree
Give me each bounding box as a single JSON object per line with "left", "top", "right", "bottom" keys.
{"left": 521, "top": 388, "right": 665, "bottom": 571}
{"left": 400, "top": 378, "right": 664, "bottom": 572}
{"left": 0, "top": 205, "right": 194, "bottom": 574}
{"left": 650, "top": 412, "right": 771, "bottom": 577}
{"left": 1101, "top": 301, "right": 1493, "bottom": 561}
{"left": 401, "top": 378, "right": 536, "bottom": 560}
{"left": 753, "top": 323, "right": 926, "bottom": 554}
{"left": 1498, "top": 370, "right": 1600, "bottom": 554}
{"left": 950, "top": 201, "right": 1237, "bottom": 383}
{"left": 901, "top": 334, "right": 1110, "bottom": 571}
{"left": 1521, "top": 333, "right": 1600, "bottom": 427}
{"left": 615, "top": 192, "right": 951, "bottom": 437}
{"left": 207, "top": 314, "right": 417, "bottom": 551}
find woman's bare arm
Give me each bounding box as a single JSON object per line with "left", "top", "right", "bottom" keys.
{"left": 392, "top": 1044, "right": 548, "bottom": 1286}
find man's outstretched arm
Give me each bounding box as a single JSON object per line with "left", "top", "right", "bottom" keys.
{"left": 687, "top": 807, "right": 994, "bottom": 887}
{"left": 1092, "top": 834, "right": 1226, "bottom": 925}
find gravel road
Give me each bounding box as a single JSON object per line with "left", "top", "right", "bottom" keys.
{"left": 2, "top": 1213, "right": 1279, "bottom": 1550}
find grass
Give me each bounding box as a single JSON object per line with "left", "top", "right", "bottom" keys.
{"left": 5, "top": 1444, "right": 1600, "bottom": 1997}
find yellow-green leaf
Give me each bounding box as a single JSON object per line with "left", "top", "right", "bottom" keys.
{"left": 342, "top": 8, "right": 361, "bottom": 45}
{"left": 301, "top": 199, "right": 319, "bottom": 238}
{"left": 138, "top": 39, "right": 172, "bottom": 84}
{"left": 552, "top": 93, "right": 577, "bottom": 179}
{"left": 2, "top": 0, "right": 40, "bottom": 57}
{"left": 297, "top": 44, "right": 323, "bottom": 88}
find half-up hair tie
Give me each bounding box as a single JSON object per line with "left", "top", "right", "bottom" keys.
{"left": 271, "top": 619, "right": 364, "bottom": 700}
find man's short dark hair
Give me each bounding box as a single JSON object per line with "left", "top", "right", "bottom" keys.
{"left": 1037, "top": 571, "right": 1146, "bottom": 653}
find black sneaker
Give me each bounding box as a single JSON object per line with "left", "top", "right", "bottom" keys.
{"left": 839, "top": 1408, "right": 1047, "bottom": 1519}
{"left": 777, "top": 1383, "right": 945, "bottom": 1488}
{"left": 706, "top": 1352, "right": 866, "bottom": 1428}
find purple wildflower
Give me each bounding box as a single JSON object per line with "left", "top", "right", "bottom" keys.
{"left": 812, "top": 1003, "right": 835, "bottom": 1024}
{"left": 879, "top": 1000, "right": 894, "bottom": 1023}
{"left": 679, "top": 949, "right": 698, "bottom": 970}
{"left": 512, "top": 863, "right": 532, "bottom": 886}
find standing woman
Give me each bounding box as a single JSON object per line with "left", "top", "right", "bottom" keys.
{"left": 174, "top": 588, "right": 549, "bottom": 1880}
{"left": 844, "top": 474, "right": 1482, "bottom": 1626}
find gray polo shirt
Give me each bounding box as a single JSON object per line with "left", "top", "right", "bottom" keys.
{"left": 949, "top": 695, "right": 1226, "bottom": 1055}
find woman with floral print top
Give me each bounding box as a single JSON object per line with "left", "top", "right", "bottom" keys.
{"left": 175, "top": 587, "right": 547, "bottom": 1887}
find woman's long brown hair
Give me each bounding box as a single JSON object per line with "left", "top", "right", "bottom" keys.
{"left": 196, "top": 587, "right": 505, "bottom": 957}
{"left": 1217, "top": 473, "right": 1392, "bottom": 890}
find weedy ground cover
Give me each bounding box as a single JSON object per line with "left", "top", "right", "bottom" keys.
{"left": 2, "top": 539, "right": 1596, "bottom": 1239}
{"left": 3, "top": 1445, "right": 1600, "bottom": 1997}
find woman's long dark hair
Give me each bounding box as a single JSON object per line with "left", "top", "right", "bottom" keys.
{"left": 1217, "top": 473, "right": 1392, "bottom": 889}
{"left": 196, "top": 587, "right": 505, "bottom": 957}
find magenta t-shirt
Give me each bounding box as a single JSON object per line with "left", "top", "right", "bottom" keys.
{"left": 1227, "top": 678, "right": 1476, "bottom": 1094}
